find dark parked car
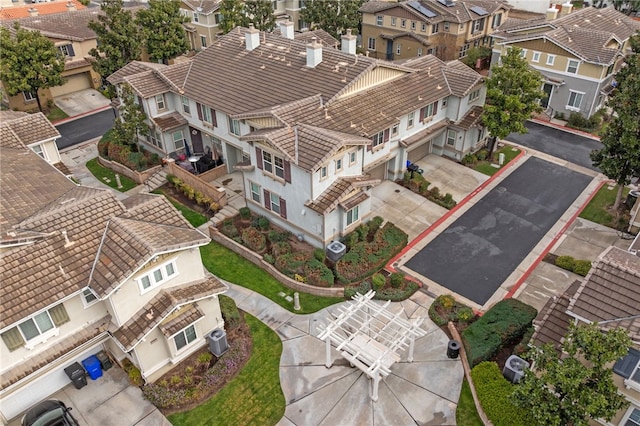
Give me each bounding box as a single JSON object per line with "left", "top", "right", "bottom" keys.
{"left": 21, "top": 400, "right": 79, "bottom": 426}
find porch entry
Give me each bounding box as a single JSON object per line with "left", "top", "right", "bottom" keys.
{"left": 189, "top": 127, "right": 204, "bottom": 154}
{"left": 541, "top": 83, "right": 553, "bottom": 108}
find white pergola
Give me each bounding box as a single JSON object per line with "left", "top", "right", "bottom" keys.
{"left": 317, "top": 290, "right": 427, "bottom": 401}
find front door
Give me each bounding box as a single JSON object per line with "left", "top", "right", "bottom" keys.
{"left": 541, "top": 83, "right": 553, "bottom": 108}
{"left": 189, "top": 127, "right": 204, "bottom": 154}
{"left": 386, "top": 40, "right": 393, "bottom": 61}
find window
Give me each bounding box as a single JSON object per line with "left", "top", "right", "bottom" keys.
{"left": 606, "top": 63, "right": 614, "bottom": 76}
{"left": 367, "top": 37, "right": 376, "bottom": 50}
{"left": 31, "top": 144, "right": 47, "bottom": 160}
{"left": 19, "top": 312, "right": 54, "bottom": 341}
{"left": 421, "top": 22, "right": 426, "bottom": 32}
{"left": 349, "top": 151, "right": 357, "bottom": 165}
{"left": 58, "top": 44, "right": 74, "bottom": 57}
{"left": 1, "top": 304, "right": 69, "bottom": 351}
{"left": 420, "top": 101, "right": 438, "bottom": 121}
{"left": 181, "top": 96, "right": 191, "bottom": 114}
{"left": 401, "top": 19, "right": 406, "bottom": 28}
{"left": 335, "top": 158, "right": 343, "bottom": 172}
{"left": 82, "top": 288, "right": 98, "bottom": 305}
{"left": 320, "top": 165, "right": 328, "bottom": 179}
{"left": 446, "top": 130, "right": 456, "bottom": 146}
{"left": 172, "top": 130, "right": 185, "bottom": 150}
{"left": 371, "top": 129, "right": 388, "bottom": 147}
{"left": 197, "top": 103, "right": 217, "bottom": 127}
{"left": 392, "top": 123, "right": 399, "bottom": 136}
{"left": 376, "top": 15, "right": 383, "bottom": 26}
{"left": 262, "top": 151, "right": 285, "bottom": 179}
{"left": 193, "top": 12, "right": 199, "bottom": 22}
{"left": 532, "top": 51, "right": 541, "bottom": 63}
{"left": 626, "top": 408, "right": 640, "bottom": 426}
{"left": 346, "top": 206, "right": 359, "bottom": 226}
{"left": 417, "top": 48, "right": 423, "bottom": 57}
{"left": 519, "top": 49, "right": 527, "bottom": 59}
{"left": 443, "top": 22, "right": 450, "bottom": 31}
{"left": 472, "top": 18, "right": 485, "bottom": 33}
{"left": 396, "top": 43, "right": 401, "bottom": 55}
{"left": 23, "top": 91, "right": 36, "bottom": 102}
{"left": 203, "top": 106, "right": 213, "bottom": 124}
{"left": 567, "top": 59, "right": 579, "bottom": 74}
{"left": 155, "top": 94, "right": 166, "bottom": 111}
{"left": 138, "top": 260, "right": 177, "bottom": 292}
{"left": 407, "top": 111, "right": 415, "bottom": 128}
{"left": 442, "top": 96, "right": 448, "bottom": 108}
{"left": 459, "top": 43, "right": 470, "bottom": 58}
{"left": 269, "top": 192, "right": 281, "bottom": 214}
{"left": 469, "top": 89, "right": 480, "bottom": 102}
{"left": 148, "top": 129, "right": 163, "bottom": 150}
{"left": 492, "top": 13, "right": 502, "bottom": 28}
{"left": 411, "top": 21, "right": 416, "bottom": 30}
{"left": 174, "top": 324, "right": 197, "bottom": 351}
{"left": 432, "top": 23, "right": 439, "bottom": 34}
{"left": 214, "top": 13, "right": 221, "bottom": 24}
{"left": 567, "top": 90, "right": 584, "bottom": 111}
{"left": 200, "top": 35, "right": 207, "bottom": 48}
{"left": 228, "top": 117, "right": 240, "bottom": 135}
{"left": 391, "top": 17, "right": 396, "bottom": 26}
{"left": 546, "top": 54, "right": 556, "bottom": 66}
{"left": 250, "top": 182, "right": 261, "bottom": 203}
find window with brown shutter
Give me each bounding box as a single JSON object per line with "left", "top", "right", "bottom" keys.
{"left": 263, "top": 189, "right": 271, "bottom": 210}
{"left": 280, "top": 198, "right": 287, "bottom": 219}
{"left": 1, "top": 327, "right": 25, "bottom": 352}
{"left": 196, "top": 102, "right": 203, "bottom": 120}
{"left": 256, "top": 147, "right": 263, "bottom": 169}
{"left": 283, "top": 160, "right": 291, "bottom": 183}
{"left": 383, "top": 129, "right": 390, "bottom": 142}
{"left": 49, "top": 304, "right": 70, "bottom": 326}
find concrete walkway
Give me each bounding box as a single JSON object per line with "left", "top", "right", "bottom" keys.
{"left": 224, "top": 283, "right": 463, "bottom": 426}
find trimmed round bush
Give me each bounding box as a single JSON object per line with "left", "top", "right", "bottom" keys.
{"left": 573, "top": 259, "right": 592, "bottom": 276}
{"left": 555, "top": 255, "right": 576, "bottom": 271}
{"left": 390, "top": 272, "right": 404, "bottom": 288}
{"left": 372, "top": 273, "right": 386, "bottom": 291}
{"left": 239, "top": 207, "right": 251, "bottom": 219}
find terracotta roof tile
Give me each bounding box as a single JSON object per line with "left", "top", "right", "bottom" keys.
{"left": 107, "top": 61, "right": 168, "bottom": 86}
{"left": 532, "top": 281, "right": 580, "bottom": 352}
{"left": 306, "top": 176, "right": 378, "bottom": 214}
{"left": 0, "top": 0, "right": 86, "bottom": 21}
{"left": 152, "top": 112, "right": 189, "bottom": 132}
{"left": 0, "top": 112, "right": 60, "bottom": 147}
{"left": 159, "top": 304, "right": 204, "bottom": 337}
{"left": 455, "top": 105, "right": 484, "bottom": 129}
{"left": 181, "top": 0, "right": 221, "bottom": 15}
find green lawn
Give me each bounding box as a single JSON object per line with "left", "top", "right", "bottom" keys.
{"left": 85, "top": 158, "right": 137, "bottom": 192}
{"left": 153, "top": 189, "right": 209, "bottom": 228}
{"left": 475, "top": 146, "right": 521, "bottom": 176}
{"left": 46, "top": 106, "right": 69, "bottom": 122}
{"left": 168, "top": 315, "right": 285, "bottom": 426}
{"left": 200, "top": 242, "right": 343, "bottom": 314}
{"left": 456, "top": 378, "right": 484, "bottom": 426}
{"left": 579, "top": 184, "right": 630, "bottom": 229}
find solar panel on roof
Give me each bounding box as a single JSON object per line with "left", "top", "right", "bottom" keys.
{"left": 470, "top": 6, "right": 488, "bottom": 16}
{"left": 408, "top": 1, "right": 437, "bottom": 18}
{"left": 437, "top": 0, "right": 455, "bottom": 7}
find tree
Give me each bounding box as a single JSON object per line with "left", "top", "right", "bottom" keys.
{"left": 88, "top": 0, "right": 142, "bottom": 85}
{"left": 0, "top": 24, "right": 65, "bottom": 112}
{"left": 513, "top": 322, "right": 631, "bottom": 426}
{"left": 114, "top": 83, "right": 149, "bottom": 150}
{"left": 219, "top": 0, "right": 244, "bottom": 34}
{"left": 241, "top": 0, "right": 276, "bottom": 32}
{"left": 482, "top": 47, "right": 545, "bottom": 153}
{"left": 136, "top": 0, "right": 190, "bottom": 64}
{"left": 590, "top": 33, "right": 640, "bottom": 210}
{"left": 301, "top": 0, "right": 366, "bottom": 41}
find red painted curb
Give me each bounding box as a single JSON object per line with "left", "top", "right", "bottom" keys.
{"left": 530, "top": 118, "right": 600, "bottom": 141}
{"left": 52, "top": 105, "right": 113, "bottom": 125}
{"left": 503, "top": 179, "right": 608, "bottom": 300}
{"left": 386, "top": 148, "right": 527, "bottom": 274}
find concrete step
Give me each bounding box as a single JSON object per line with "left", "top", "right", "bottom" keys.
{"left": 144, "top": 170, "right": 168, "bottom": 192}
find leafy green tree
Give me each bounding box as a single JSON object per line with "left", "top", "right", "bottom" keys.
{"left": 114, "top": 83, "right": 149, "bottom": 150}
{"left": 513, "top": 322, "right": 631, "bottom": 426}
{"left": 0, "top": 24, "right": 65, "bottom": 112}
{"left": 242, "top": 0, "right": 276, "bottom": 31}
{"left": 219, "top": 0, "right": 244, "bottom": 34}
{"left": 301, "top": 0, "right": 366, "bottom": 41}
{"left": 482, "top": 46, "right": 545, "bottom": 153}
{"left": 136, "top": 0, "right": 190, "bottom": 64}
{"left": 88, "top": 0, "right": 141, "bottom": 85}
{"left": 591, "top": 33, "right": 640, "bottom": 210}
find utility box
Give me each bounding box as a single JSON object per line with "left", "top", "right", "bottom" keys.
{"left": 207, "top": 329, "right": 229, "bottom": 357}
{"left": 502, "top": 355, "right": 530, "bottom": 383}
{"left": 64, "top": 362, "right": 87, "bottom": 389}
{"left": 326, "top": 241, "right": 346, "bottom": 262}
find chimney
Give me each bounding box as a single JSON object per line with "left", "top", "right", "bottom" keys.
{"left": 560, "top": 2, "right": 573, "bottom": 16}
{"left": 28, "top": 7, "right": 38, "bottom": 17}
{"left": 66, "top": 1, "right": 76, "bottom": 12}
{"left": 546, "top": 7, "right": 559, "bottom": 20}
{"left": 280, "top": 19, "right": 294, "bottom": 40}
{"left": 306, "top": 37, "right": 322, "bottom": 68}
{"left": 245, "top": 24, "right": 260, "bottom": 51}
{"left": 341, "top": 29, "right": 357, "bottom": 55}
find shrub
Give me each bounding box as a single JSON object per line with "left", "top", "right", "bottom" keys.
{"left": 456, "top": 307, "right": 475, "bottom": 323}
{"left": 220, "top": 220, "right": 239, "bottom": 239}
{"left": 344, "top": 281, "right": 372, "bottom": 300}
{"left": 369, "top": 216, "right": 384, "bottom": 233}
{"left": 128, "top": 151, "right": 147, "bottom": 171}
{"left": 241, "top": 227, "right": 267, "bottom": 252}
{"left": 555, "top": 255, "right": 576, "bottom": 271}
{"left": 268, "top": 230, "right": 290, "bottom": 243}
{"left": 272, "top": 241, "right": 292, "bottom": 257}
{"left": 304, "top": 258, "right": 335, "bottom": 286}
{"left": 440, "top": 295, "right": 455, "bottom": 309}
{"left": 462, "top": 153, "right": 477, "bottom": 165}
{"left": 376, "top": 280, "right": 419, "bottom": 302}
{"left": 462, "top": 299, "right": 537, "bottom": 367}
{"left": 219, "top": 295, "right": 240, "bottom": 329}
{"left": 313, "top": 248, "right": 325, "bottom": 262}
{"left": 476, "top": 149, "right": 489, "bottom": 161}
{"left": 573, "top": 259, "right": 592, "bottom": 276}
{"left": 197, "top": 352, "right": 213, "bottom": 365}
{"left": 471, "top": 362, "right": 529, "bottom": 426}
{"left": 390, "top": 272, "right": 404, "bottom": 288}
{"left": 275, "top": 252, "right": 309, "bottom": 277}
{"left": 372, "top": 273, "right": 386, "bottom": 291}
{"left": 419, "top": 181, "right": 430, "bottom": 194}
{"left": 263, "top": 253, "right": 275, "bottom": 264}
{"left": 166, "top": 174, "right": 181, "bottom": 186}
{"left": 257, "top": 216, "right": 270, "bottom": 230}
{"left": 239, "top": 207, "right": 251, "bottom": 219}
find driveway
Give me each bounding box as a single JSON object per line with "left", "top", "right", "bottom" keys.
{"left": 7, "top": 367, "right": 169, "bottom": 426}
{"left": 404, "top": 156, "right": 593, "bottom": 306}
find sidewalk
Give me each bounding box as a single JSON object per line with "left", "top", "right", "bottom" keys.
{"left": 223, "top": 282, "right": 463, "bottom": 426}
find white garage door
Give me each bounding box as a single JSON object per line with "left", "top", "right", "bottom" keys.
{"left": 49, "top": 73, "right": 91, "bottom": 98}
{"left": 408, "top": 140, "right": 432, "bottom": 163}
{"left": 0, "top": 343, "right": 103, "bottom": 421}
{"left": 367, "top": 163, "right": 387, "bottom": 181}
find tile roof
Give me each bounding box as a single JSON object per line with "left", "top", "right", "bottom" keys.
{"left": 361, "top": 0, "right": 512, "bottom": 24}
{"left": 0, "top": 0, "right": 86, "bottom": 21}
{"left": 293, "top": 29, "right": 339, "bottom": 48}
{"left": 107, "top": 61, "right": 168, "bottom": 86}
{"left": 0, "top": 112, "right": 60, "bottom": 147}
{"left": 306, "top": 176, "right": 380, "bottom": 214}
{"left": 455, "top": 105, "right": 484, "bottom": 129}
{"left": 159, "top": 304, "right": 204, "bottom": 337}
{"left": 181, "top": 0, "right": 221, "bottom": 15}
{"left": 400, "top": 119, "right": 449, "bottom": 147}
{"left": 112, "top": 276, "right": 226, "bottom": 351}
{"left": 531, "top": 280, "right": 581, "bottom": 352}
{"left": 152, "top": 112, "right": 189, "bottom": 132}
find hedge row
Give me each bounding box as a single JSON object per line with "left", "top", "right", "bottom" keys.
{"left": 555, "top": 255, "right": 591, "bottom": 277}
{"left": 471, "top": 362, "right": 529, "bottom": 426}
{"left": 462, "top": 299, "right": 537, "bottom": 367}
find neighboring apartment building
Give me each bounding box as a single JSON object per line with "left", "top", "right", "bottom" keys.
{"left": 0, "top": 111, "right": 63, "bottom": 168}
{"left": 360, "top": 0, "right": 512, "bottom": 61}
{"left": 0, "top": 0, "right": 86, "bottom": 20}
{"left": 0, "top": 114, "right": 227, "bottom": 422}
{"left": 107, "top": 24, "right": 487, "bottom": 248}
{"left": 491, "top": 5, "right": 640, "bottom": 118}
{"left": 531, "top": 245, "right": 640, "bottom": 426}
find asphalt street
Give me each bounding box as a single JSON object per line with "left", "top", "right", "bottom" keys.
{"left": 405, "top": 157, "right": 593, "bottom": 305}
{"left": 55, "top": 109, "right": 115, "bottom": 150}
{"left": 506, "top": 121, "right": 603, "bottom": 171}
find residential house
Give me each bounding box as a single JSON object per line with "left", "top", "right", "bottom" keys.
{"left": 0, "top": 0, "right": 86, "bottom": 20}
{"left": 0, "top": 116, "right": 227, "bottom": 423}
{"left": 359, "top": 0, "right": 512, "bottom": 61}
{"left": 531, "top": 246, "right": 640, "bottom": 426}
{"left": 107, "top": 24, "right": 487, "bottom": 248}
{"left": 491, "top": 6, "right": 640, "bottom": 118}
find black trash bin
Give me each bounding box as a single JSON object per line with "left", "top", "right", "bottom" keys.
{"left": 447, "top": 340, "right": 461, "bottom": 359}
{"left": 63, "top": 362, "right": 87, "bottom": 389}
{"left": 96, "top": 351, "right": 113, "bottom": 371}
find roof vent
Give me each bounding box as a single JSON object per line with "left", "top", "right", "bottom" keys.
{"left": 61, "top": 230, "right": 74, "bottom": 248}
